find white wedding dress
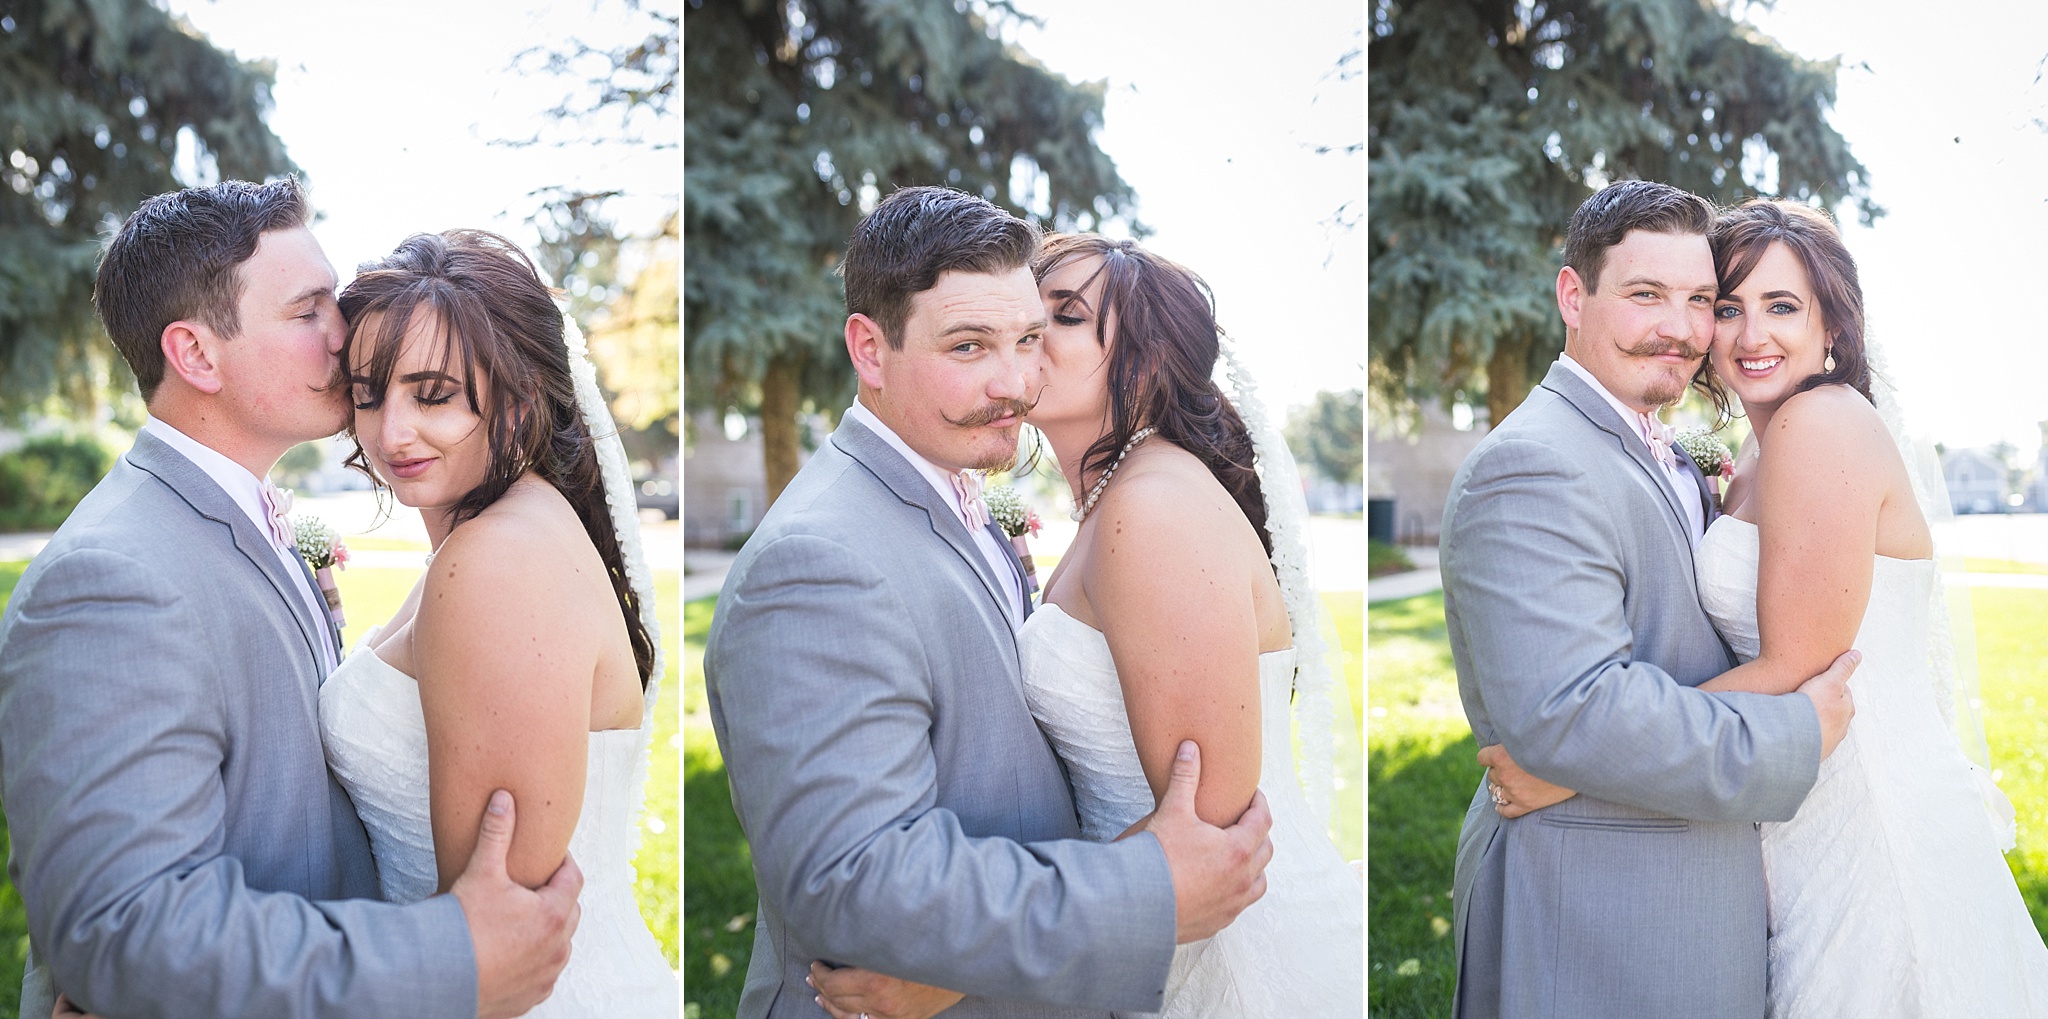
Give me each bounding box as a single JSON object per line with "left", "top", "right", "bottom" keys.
{"left": 1018, "top": 604, "right": 1363, "bottom": 1017}
{"left": 1697, "top": 516, "right": 2048, "bottom": 1017}
{"left": 319, "top": 626, "right": 678, "bottom": 1017}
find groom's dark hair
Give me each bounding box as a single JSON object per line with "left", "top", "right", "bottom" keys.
{"left": 94, "top": 176, "right": 312, "bottom": 401}
{"left": 1562, "top": 179, "right": 1715, "bottom": 292}
{"left": 841, "top": 186, "right": 1039, "bottom": 348}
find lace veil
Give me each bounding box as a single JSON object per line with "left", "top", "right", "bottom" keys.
{"left": 562, "top": 311, "right": 665, "bottom": 843}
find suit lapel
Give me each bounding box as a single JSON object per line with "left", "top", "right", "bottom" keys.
{"left": 832, "top": 419, "right": 1019, "bottom": 631}
{"left": 1538, "top": 364, "right": 1698, "bottom": 567}
{"left": 1671, "top": 442, "right": 1720, "bottom": 529}
{"left": 126, "top": 432, "right": 332, "bottom": 676}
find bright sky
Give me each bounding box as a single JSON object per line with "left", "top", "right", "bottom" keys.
{"left": 1747, "top": 2, "right": 2048, "bottom": 459}
{"left": 164, "top": 0, "right": 674, "bottom": 286}
{"left": 1010, "top": 0, "right": 1365, "bottom": 412}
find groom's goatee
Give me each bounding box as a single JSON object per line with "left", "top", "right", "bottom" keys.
{"left": 945, "top": 396, "right": 1036, "bottom": 428}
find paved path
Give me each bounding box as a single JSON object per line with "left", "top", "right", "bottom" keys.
{"left": 1368, "top": 545, "right": 1440, "bottom": 604}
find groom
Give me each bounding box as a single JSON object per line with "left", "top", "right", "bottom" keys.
{"left": 0, "top": 178, "right": 577, "bottom": 1019}
{"left": 705, "top": 185, "right": 1274, "bottom": 1018}
{"left": 1440, "top": 179, "right": 1859, "bottom": 1019}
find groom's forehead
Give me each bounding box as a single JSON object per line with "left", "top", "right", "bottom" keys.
{"left": 242, "top": 227, "right": 337, "bottom": 306}
{"left": 904, "top": 268, "right": 1043, "bottom": 337}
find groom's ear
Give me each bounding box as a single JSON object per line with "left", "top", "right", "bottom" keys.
{"left": 845, "top": 313, "right": 888, "bottom": 389}
{"left": 160, "top": 320, "right": 225, "bottom": 395}
{"left": 1556, "top": 265, "right": 1586, "bottom": 331}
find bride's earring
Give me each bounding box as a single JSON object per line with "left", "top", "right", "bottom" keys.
{"left": 1824, "top": 346, "right": 1836, "bottom": 373}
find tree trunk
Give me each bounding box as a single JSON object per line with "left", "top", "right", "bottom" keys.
{"left": 760, "top": 350, "right": 805, "bottom": 507}
{"left": 1485, "top": 334, "right": 1534, "bottom": 432}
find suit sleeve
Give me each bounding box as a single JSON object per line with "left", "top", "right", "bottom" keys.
{"left": 1442, "top": 438, "right": 1820, "bottom": 822}
{"left": 0, "top": 547, "right": 476, "bottom": 1019}
{"left": 705, "top": 533, "right": 1176, "bottom": 1011}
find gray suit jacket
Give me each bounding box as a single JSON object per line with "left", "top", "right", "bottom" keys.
{"left": 1442, "top": 364, "right": 1822, "bottom": 1019}
{"left": 704, "top": 418, "right": 1176, "bottom": 1018}
{"left": 0, "top": 432, "right": 476, "bottom": 1018}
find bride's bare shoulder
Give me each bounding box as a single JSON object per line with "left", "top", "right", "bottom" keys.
{"left": 1091, "top": 445, "right": 1245, "bottom": 547}
{"left": 1767, "top": 384, "right": 1896, "bottom": 469}
{"left": 421, "top": 480, "right": 600, "bottom": 635}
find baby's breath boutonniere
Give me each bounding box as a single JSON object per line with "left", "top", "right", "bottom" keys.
{"left": 984, "top": 485, "right": 1043, "bottom": 596}
{"left": 293, "top": 515, "right": 350, "bottom": 629}
{"left": 1675, "top": 427, "right": 1735, "bottom": 507}
{"left": 1675, "top": 427, "right": 1733, "bottom": 478}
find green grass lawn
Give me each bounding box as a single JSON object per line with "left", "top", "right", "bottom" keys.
{"left": 1367, "top": 583, "right": 2048, "bottom": 1018}
{"left": 683, "top": 590, "right": 1367, "bottom": 1019}
{"left": 0, "top": 557, "right": 679, "bottom": 1015}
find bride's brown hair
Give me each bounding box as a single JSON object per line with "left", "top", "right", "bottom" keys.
{"left": 1032, "top": 233, "right": 1271, "bottom": 559}
{"left": 1695, "top": 199, "right": 1874, "bottom": 424}
{"left": 337, "top": 229, "right": 654, "bottom": 688}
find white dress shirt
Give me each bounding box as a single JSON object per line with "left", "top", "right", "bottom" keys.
{"left": 142, "top": 416, "right": 338, "bottom": 672}
{"left": 844, "top": 399, "right": 1026, "bottom": 626}
{"left": 1556, "top": 354, "right": 1707, "bottom": 542}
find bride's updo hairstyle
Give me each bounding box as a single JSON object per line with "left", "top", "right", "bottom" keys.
{"left": 1697, "top": 199, "right": 1874, "bottom": 423}
{"left": 338, "top": 229, "right": 654, "bottom": 688}
{"left": 1033, "top": 233, "right": 1271, "bottom": 559}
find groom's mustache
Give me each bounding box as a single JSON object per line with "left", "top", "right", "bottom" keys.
{"left": 1621, "top": 338, "right": 1706, "bottom": 360}
{"left": 945, "top": 396, "right": 1037, "bottom": 428}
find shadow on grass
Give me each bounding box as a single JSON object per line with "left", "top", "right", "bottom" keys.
{"left": 1368, "top": 728, "right": 1474, "bottom": 1019}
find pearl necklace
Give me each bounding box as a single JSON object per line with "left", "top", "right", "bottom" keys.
{"left": 1072, "top": 427, "right": 1157, "bottom": 523}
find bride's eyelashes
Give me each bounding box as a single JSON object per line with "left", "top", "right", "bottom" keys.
{"left": 1053, "top": 313, "right": 1086, "bottom": 326}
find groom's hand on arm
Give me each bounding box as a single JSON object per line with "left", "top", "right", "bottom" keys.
{"left": 452, "top": 790, "right": 582, "bottom": 1019}
{"left": 1795, "top": 650, "right": 1859, "bottom": 760}
{"left": 1144, "top": 740, "right": 1273, "bottom": 943}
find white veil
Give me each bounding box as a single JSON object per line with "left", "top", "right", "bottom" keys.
{"left": 1868, "top": 343, "right": 2016, "bottom": 849}
{"left": 562, "top": 311, "right": 666, "bottom": 843}
{"left": 1220, "top": 339, "right": 1358, "bottom": 843}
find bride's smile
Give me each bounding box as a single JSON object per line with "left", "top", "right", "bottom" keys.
{"left": 1710, "top": 240, "right": 1833, "bottom": 418}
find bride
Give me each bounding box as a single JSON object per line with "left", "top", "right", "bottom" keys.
{"left": 814, "top": 234, "right": 1362, "bottom": 1018}
{"left": 1489, "top": 199, "right": 2048, "bottom": 1015}
{"left": 318, "top": 230, "right": 677, "bottom": 1016}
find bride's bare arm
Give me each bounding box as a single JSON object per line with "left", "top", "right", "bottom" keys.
{"left": 417, "top": 512, "right": 594, "bottom": 892}
{"left": 1085, "top": 465, "right": 1266, "bottom": 829}
{"left": 1699, "top": 387, "right": 1893, "bottom": 696}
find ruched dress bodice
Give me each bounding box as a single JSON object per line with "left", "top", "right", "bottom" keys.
{"left": 319, "top": 628, "right": 677, "bottom": 1017}
{"left": 1017, "top": 603, "right": 1362, "bottom": 1017}
{"left": 1695, "top": 516, "right": 2048, "bottom": 1017}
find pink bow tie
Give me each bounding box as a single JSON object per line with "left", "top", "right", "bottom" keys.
{"left": 1637, "top": 412, "right": 1676, "bottom": 469}
{"left": 951, "top": 470, "right": 990, "bottom": 531}
{"left": 261, "top": 482, "right": 295, "bottom": 551}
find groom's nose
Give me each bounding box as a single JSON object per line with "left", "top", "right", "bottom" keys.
{"left": 986, "top": 346, "right": 1033, "bottom": 401}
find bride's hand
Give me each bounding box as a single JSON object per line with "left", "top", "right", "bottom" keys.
{"left": 1476, "top": 744, "right": 1577, "bottom": 818}
{"left": 809, "top": 961, "right": 964, "bottom": 1019}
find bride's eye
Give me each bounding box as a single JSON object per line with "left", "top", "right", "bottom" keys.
{"left": 351, "top": 382, "right": 378, "bottom": 410}
{"left": 417, "top": 388, "right": 456, "bottom": 407}
{"left": 1053, "top": 314, "right": 1086, "bottom": 326}
{"left": 1715, "top": 305, "right": 1741, "bottom": 320}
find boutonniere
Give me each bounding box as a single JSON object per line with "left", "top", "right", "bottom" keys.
{"left": 985, "top": 485, "right": 1042, "bottom": 596}
{"left": 1674, "top": 427, "right": 1735, "bottom": 506}
{"left": 293, "top": 515, "right": 350, "bottom": 629}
